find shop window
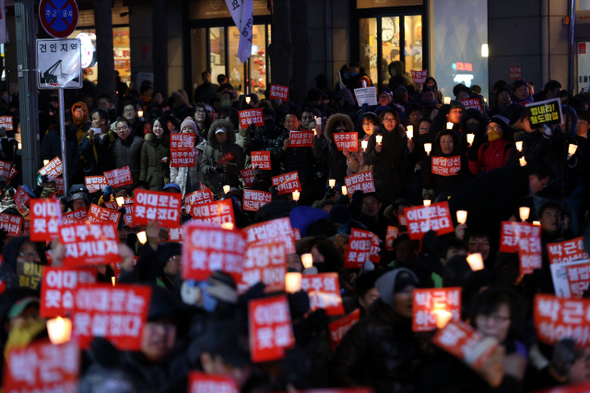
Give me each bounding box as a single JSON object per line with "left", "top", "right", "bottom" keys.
{"left": 404, "top": 15, "right": 422, "bottom": 75}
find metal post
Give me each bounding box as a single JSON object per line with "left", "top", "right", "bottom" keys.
{"left": 58, "top": 89, "right": 68, "bottom": 195}
{"left": 15, "top": 0, "right": 40, "bottom": 188}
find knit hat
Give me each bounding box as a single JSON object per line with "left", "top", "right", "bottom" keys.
{"left": 449, "top": 100, "right": 466, "bottom": 111}
{"left": 394, "top": 86, "right": 408, "bottom": 96}
{"left": 180, "top": 117, "right": 198, "bottom": 134}
{"left": 204, "top": 271, "right": 238, "bottom": 304}
{"left": 157, "top": 242, "right": 181, "bottom": 268}
{"left": 490, "top": 114, "right": 510, "bottom": 135}
{"left": 147, "top": 285, "right": 183, "bottom": 322}
{"left": 374, "top": 268, "right": 418, "bottom": 309}
{"left": 7, "top": 296, "right": 39, "bottom": 318}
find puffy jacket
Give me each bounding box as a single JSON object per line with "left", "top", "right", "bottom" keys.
{"left": 200, "top": 119, "right": 245, "bottom": 190}
{"left": 111, "top": 133, "right": 144, "bottom": 184}
{"left": 170, "top": 138, "right": 206, "bottom": 195}
{"left": 140, "top": 133, "right": 171, "bottom": 191}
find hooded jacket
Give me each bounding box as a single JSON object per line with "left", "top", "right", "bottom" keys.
{"left": 140, "top": 133, "right": 171, "bottom": 191}
{"left": 316, "top": 114, "right": 355, "bottom": 185}
{"left": 71, "top": 101, "right": 90, "bottom": 144}
{"left": 200, "top": 119, "right": 245, "bottom": 190}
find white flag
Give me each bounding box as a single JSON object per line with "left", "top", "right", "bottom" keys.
{"left": 225, "top": 0, "right": 253, "bottom": 63}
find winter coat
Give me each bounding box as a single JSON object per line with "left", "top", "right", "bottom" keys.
{"left": 111, "top": 133, "right": 144, "bottom": 184}
{"left": 79, "top": 133, "right": 115, "bottom": 176}
{"left": 140, "top": 133, "right": 171, "bottom": 191}
{"left": 200, "top": 119, "right": 245, "bottom": 190}
{"left": 319, "top": 114, "right": 356, "bottom": 185}
{"left": 243, "top": 124, "right": 287, "bottom": 181}
{"left": 468, "top": 138, "right": 514, "bottom": 175}
{"left": 169, "top": 138, "right": 206, "bottom": 195}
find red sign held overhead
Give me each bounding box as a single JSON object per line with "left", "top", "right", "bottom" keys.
{"left": 301, "top": 273, "right": 345, "bottom": 315}
{"left": 271, "top": 171, "right": 302, "bottom": 195}
{"left": 251, "top": 151, "right": 271, "bottom": 170}
{"left": 329, "top": 309, "right": 361, "bottom": 352}
{"left": 403, "top": 201, "right": 454, "bottom": 240}
{"left": 133, "top": 189, "right": 182, "bottom": 227}
{"left": 269, "top": 84, "right": 289, "bottom": 101}
{"left": 248, "top": 295, "right": 294, "bottom": 363}
{"left": 238, "top": 240, "right": 286, "bottom": 294}
{"left": 243, "top": 189, "right": 272, "bottom": 212}
{"left": 509, "top": 66, "right": 522, "bottom": 80}
{"left": 39, "top": 0, "right": 79, "bottom": 39}
{"left": 40, "top": 266, "right": 97, "bottom": 318}
{"left": 333, "top": 132, "right": 359, "bottom": 152}
{"left": 345, "top": 171, "right": 376, "bottom": 194}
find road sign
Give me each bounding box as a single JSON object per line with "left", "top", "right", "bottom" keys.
{"left": 37, "top": 39, "right": 82, "bottom": 89}
{"left": 39, "top": 0, "right": 79, "bottom": 39}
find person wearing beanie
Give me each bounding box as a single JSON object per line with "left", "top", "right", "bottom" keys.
{"left": 169, "top": 116, "right": 205, "bottom": 195}
{"left": 447, "top": 100, "right": 465, "bottom": 127}
{"left": 330, "top": 267, "right": 423, "bottom": 393}
{"left": 468, "top": 114, "right": 515, "bottom": 175}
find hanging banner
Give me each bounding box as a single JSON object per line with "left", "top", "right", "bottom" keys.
{"left": 224, "top": 0, "right": 253, "bottom": 63}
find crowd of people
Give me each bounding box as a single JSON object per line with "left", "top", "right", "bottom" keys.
{"left": 0, "top": 63, "right": 589, "bottom": 393}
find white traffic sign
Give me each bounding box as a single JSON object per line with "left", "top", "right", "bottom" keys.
{"left": 37, "top": 39, "right": 82, "bottom": 90}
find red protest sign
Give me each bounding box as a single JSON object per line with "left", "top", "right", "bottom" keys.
{"left": 241, "top": 168, "right": 255, "bottom": 187}
{"left": 386, "top": 226, "right": 400, "bottom": 251}
{"left": 500, "top": 221, "right": 538, "bottom": 253}
{"left": 133, "top": 189, "right": 182, "bottom": 227}
{"left": 185, "top": 189, "right": 214, "bottom": 207}
{"left": 411, "top": 69, "right": 428, "bottom": 85}
{"left": 238, "top": 240, "right": 286, "bottom": 294}
{"left": 104, "top": 200, "right": 118, "bottom": 211}
{"left": 345, "top": 228, "right": 379, "bottom": 268}
{"left": 112, "top": 257, "right": 138, "bottom": 281}
{"left": 509, "top": 66, "right": 522, "bottom": 80}
{"left": 3, "top": 340, "right": 79, "bottom": 393}
{"left": 170, "top": 133, "right": 196, "bottom": 168}
{"left": 329, "top": 309, "right": 361, "bottom": 352}
{"left": 211, "top": 111, "right": 220, "bottom": 121}
{"left": 40, "top": 267, "right": 97, "bottom": 318}
{"left": 404, "top": 201, "right": 454, "bottom": 240}
{"left": 0, "top": 213, "right": 22, "bottom": 237}
{"left": 518, "top": 227, "right": 542, "bottom": 275}
{"left": 168, "top": 226, "right": 184, "bottom": 242}
{"left": 271, "top": 171, "right": 302, "bottom": 195}
{"left": 244, "top": 217, "right": 296, "bottom": 254}
{"left": 0, "top": 115, "right": 13, "bottom": 130}
{"left": 122, "top": 204, "right": 138, "bottom": 228}
{"left": 181, "top": 222, "right": 247, "bottom": 281}
{"left": 413, "top": 287, "right": 461, "bottom": 332}
{"left": 21, "top": 221, "right": 29, "bottom": 237}
{"left": 269, "top": 84, "right": 289, "bottom": 101}
{"left": 216, "top": 152, "right": 234, "bottom": 166}
{"left": 432, "top": 320, "right": 499, "bottom": 369}
{"left": 189, "top": 198, "right": 235, "bottom": 226}
{"left": 188, "top": 372, "right": 239, "bottom": 393}
{"left": 72, "top": 284, "right": 152, "bottom": 350}
{"left": 432, "top": 156, "right": 462, "bottom": 176}
{"left": 534, "top": 294, "right": 590, "bottom": 347}
{"left": 239, "top": 108, "right": 264, "bottom": 128}
{"left": 460, "top": 98, "right": 483, "bottom": 112}
{"left": 84, "top": 176, "right": 108, "bottom": 194}
{"left": 30, "top": 199, "right": 62, "bottom": 242}
{"left": 87, "top": 204, "right": 121, "bottom": 224}
{"left": 38, "top": 156, "right": 62, "bottom": 180}
{"left": 548, "top": 237, "right": 589, "bottom": 264}
{"left": 0, "top": 160, "right": 15, "bottom": 181}
{"left": 103, "top": 166, "right": 133, "bottom": 188}
{"left": 333, "top": 132, "right": 358, "bottom": 152}
{"left": 13, "top": 186, "right": 30, "bottom": 209}
{"left": 301, "top": 272, "right": 345, "bottom": 315}
{"left": 344, "top": 171, "right": 375, "bottom": 194}
{"left": 565, "top": 262, "right": 590, "bottom": 298}
{"left": 54, "top": 177, "right": 64, "bottom": 195}
{"left": 243, "top": 189, "right": 272, "bottom": 212}
{"left": 59, "top": 223, "right": 121, "bottom": 267}
{"left": 289, "top": 131, "right": 314, "bottom": 147}
{"left": 251, "top": 151, "right": 271, "bottom": 170}
{"left": 248, "top": 295, "right": 294, "bottom": 362}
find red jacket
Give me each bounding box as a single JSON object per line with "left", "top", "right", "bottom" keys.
{"left": 469, "top": 138, "right": 513, "bottom": 174}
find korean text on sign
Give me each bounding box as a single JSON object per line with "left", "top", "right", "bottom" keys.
{"left": 72, "top": 284, "right": 152, "bottom": 350}
{"left": 103, "top": 166, "right": 133, "bottom": 188}
{"left": 386, "top": 226, "right": 400, "bottom": 251}
{"left": 333, "top": 132, "right": 359, "bottom": 152}
{"left": 499, "top": 221, "right": 539, "bottom": 253}
{"left": 251, "top": 151, "right": 271, "bottom": 170}
{"left": 565, "top": 262, "right": 590, "bottom": 298}
{"left": 238, "top": 108, "right": 264, "bottom": 128}
{"left": 431, "top": 156, "right": 461, "bottom": 177}
{"left": 168, "top": 226, "right": 184, "bottom": 242}
{"left": 548, "top": 237, "right": 589, "bottom": 265}
{"left": 123, "top": 205, "right": 137, "bottom": 228}
{"left": 289, "top": 131, "right": 314, "bottom": 147}
{"left": 217, "top": 152, "right": 234, "bottom": 166}
{"left": 185, "top": 189, "right": 214, "bottom": 207}
{"left": 0, "top": 115, "right": 14, "bottom": 130}
{"left": 4, "top": 340, "right": 79, "bottom": 393}
{"left": 518, "top": 228, "right": 542, "bottom": 275}
{"left": 243, "top": 189, "right": 272, "bottom": 212}
{"left": 269, "top": 84, "right": 289, "bottom": 101}
{"left": 344, "top": 171, "right": 376, "bottom": 193}
{"left": 13, "top": 186, "right": 30, "bottom": 209}
{"left": 526, "top": 98, "right": 562, "bottom": 127}
{"left": 188, "top": 372, "right": 239, "bottom": 393}
{"left": 170, "top": 133, "right": 196, "bottom": 168}
{"left": 248, "top": 295, "right": 294, "bottom": 362}
{"left": 241, "top": 168, "right": 255, "bottom": 187}
{"left": 181, "top": 222, "right": 247, "bottom": 281}
{"left": 301, "top": 273, "right": 345, "bottom": 315}
{"left": 38, "top": 156, "right": 62, "bottom": 180}
{"left": 412, "top": 287, "right": 461, "bottom": 332}
{"left": 329, "top": 309, "right": 361, "bottom": 352}
{"left": 62, "top": 208, "right": 88, "bottom": 224}
{"left": 189, "top": 198, "right": 235, "bottom": 226}
{"left": 40, "top": 267, "right": 97, "bottom": 318}
{"left": 509, "top": 66, "right": 522, "bottom": 80}
{"left": 87, "top": 203, "right": 121, "bottom": 224}
{"left": 271, "top": 171, "right": 302, "bottom": 195}
{"left": 534, "top": 294, "right": 590, "bottom": 347}
{"left": 460, "top": 98, "right": 483, "bottom": 112}
{"left": 244, "top": 217, "right": 296, "bottom": 254}
{"left": 238, "top": 240, "right": 286, "bottom": 294}
{"left": 133, "top": 189, "right": 182, "bottom": 227}
{"left": 30, "top": 199, "right": 62, "bottom": 242}
{"left": 345, "top": 228, "right": 380, "bottom": 268}
{"left": 0, "top": 213, "right": 22, "bottom": 237}
{"left": 84, "top": 176, "right": 108, "bottom": 194}
{"left": 59, "top": 223, "right": 121, "bottom": 267}
{"left": 410, "top": 69, "right": 428, "bottom": 85}
{"left": 403, "top": 201, "right": 454, "bottom": 240}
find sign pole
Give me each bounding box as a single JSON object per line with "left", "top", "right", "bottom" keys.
{"left": 58, "top": 89, "right": 68, "bottom": 196}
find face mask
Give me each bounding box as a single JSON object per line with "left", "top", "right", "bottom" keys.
{"left": 265, "top": 119, "right": 275, "bottom": 130}
{"left": 342, "top": 72, "right": 350, "bottom": 79}
{"left": 221, "top": 99, "right": 231, "bottom": 108}
{"left": 91, "top": 127, "right": 102, "bottom": 134}
{"left": 349, "top": 71, "right": 358, "bottom": 77}
{"left": 487, "top": 130, "right": 502, "bottom": 142}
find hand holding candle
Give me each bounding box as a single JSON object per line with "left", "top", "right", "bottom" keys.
{"left": 456, "top": 210, "right": 468, "bottom": 224}
{"left": 424, "top": 143, "right": 432, "bottom": 155}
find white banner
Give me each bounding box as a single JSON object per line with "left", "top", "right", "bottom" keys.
{"left": 225, "top": 0, "right": 253, "bottom": 63}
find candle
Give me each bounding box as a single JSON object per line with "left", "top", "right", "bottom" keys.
{"left": 292, "top": 190, "right": 300, "bottom": 201}
{"left": 533, "top": 221, "right": 541, "bottom": 226}
{"left": 446, "top": 122, "right": 453, "bottom": 130}
{"left": 245, "top": 96, "right": 251, "bottom": 104}
{"left": 285, "top": 272, "right": 302, "bottom": 293}
{"left": 301, "top": 253, "right": 313, "bottom": 269}
{"left": 456, "top": 210, "right": 468, "bottom": 224}
{"left": 137, "top": 110, "right": 143, "bottom": 118}
{"left": 515, "top": 141, "right": 523, "bottom": 152}
{"left": 519, "top": 157, "right": 527, "bottom": 166}
{"left": 424, "top": 143, "right": 432, "bottom": 155}
{"left": 519, "top": 206, "right": 530, "bottom": 221}
{"left": 443, "top": 96, "right": 451, "bottom": 105}
{"left": 137, "top": 231, "right": 147, "bottom": 244}
{"left": 116, "top": 196, "right": 125, "bottom": 207}
{"left": 329, "top": 179, "right": 336, "bottom": 188}
{"left": 111, "top": 276, "right": 116, "bottom": 286}
{"left": 43, "top": 159, "right": 50, "bottom": 166}
{"left": 17, "top": 142, "right": 21, "bottom": 150}
{"left": 376, "top": 135, "right": 383, "bottom": 144}
{"left": 434, "top": 309, "right": 453, "bottom": 329}
{"left": 406, "top": 129, "right": 413, "bottom": 139}
{"left": 466, "top": 253, "right": 484, "bottom": 271}
{"left": 341, "top": 186, "right": 348, "bottom": 196}
{"left": 46, "top": 317, "right": 72, "bottom": 345}
{"left": 223, "top": 185, "right": 231, "bottom": 194}
{"left": 361, "top": 140, "right": 368, "bottom": 150}
{"left": 466, "top": 133, "right": 474, "bottom": 145}
{"left": 569, "top": 144, "right": 578, "bottom": 156}
{"left": 423, "top": 199, "right": 431, "bottom": 206}
{"left": 221, "top": 222, "right": 234, "bottom": 230}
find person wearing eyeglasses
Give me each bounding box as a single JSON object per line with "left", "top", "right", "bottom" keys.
{"left": 111, "top": 117, "right": 145, "bottom": 184}
{"left": 468, "top": 115, "right": 515, "bottom": 175}
{"left": 0, "top": 237, "right": 44, "bottom": 292}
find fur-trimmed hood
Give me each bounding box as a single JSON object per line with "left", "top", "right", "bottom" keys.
{"left": 207, "top": 119, "right": 236, "bottom": 147}
{"left": 324, "top": 113, "right": 355, "bottom": 143}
